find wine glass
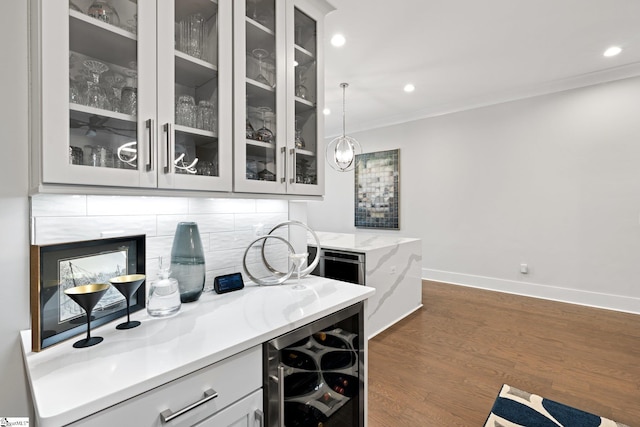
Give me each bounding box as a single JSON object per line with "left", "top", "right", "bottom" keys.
{"left": 252, "top": 48, "right": 270, "bottom": 86}
{"left": 109, "top": 274, "right": 145, "bottom": 330}
{"left": 64, "top": 283, "right": 111, "bottom": 348}
{"left": 295, "top": 65, "right": 308, "bottom": 99}
{"left": 83, "top": 59, "right": 109, "bottom": 109}
{"left": 294, "top": 115, "right": 305, "bottom": 149}
{"left": 289, "top": 252, "right": 308, "bottom": 289}
{"left": 256, "top": 107, "right": 274, "bottom": 143}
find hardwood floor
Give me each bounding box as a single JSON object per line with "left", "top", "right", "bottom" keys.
{"left": 367, "top": 280, "right": 640, "bottom": 426}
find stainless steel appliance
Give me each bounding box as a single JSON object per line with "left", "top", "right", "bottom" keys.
{"left": 264, "top": 303, "right": 365, "bottom": 427}
{"left": 307, "top": 246, "right": 366, "bottom": 285}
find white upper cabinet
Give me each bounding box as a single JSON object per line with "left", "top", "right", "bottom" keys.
{"left": 32, "top": 0, "right": 232, "bottom": 192}
{"left": 31, "top": 0, "right": 331, "bottom": 196}
{"left": 233, "top": 0, "right": 332, "bottom": 196}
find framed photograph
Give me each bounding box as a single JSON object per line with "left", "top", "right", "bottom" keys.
{"left": 30, "top": 235, "right": 145, "bottom": 352}
{"left": 355, "top": 149, "right": 400, "bottom": 229}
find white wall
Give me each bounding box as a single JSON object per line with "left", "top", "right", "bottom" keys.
{"left": 0, "top": 0, "right": 31, "bottom": 416}
{"left": 308, "top": 76, "right": 640, "bottom": 313}
{"left": 31, "top": 195, "right": 290, "bottom": 287}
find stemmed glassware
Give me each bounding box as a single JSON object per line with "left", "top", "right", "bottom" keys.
{"left": 295, "top": 65, "right": 308, "bottom": 99}
{"left": 294, "top": 116, "right": 305, "bottom": 149}
{"left": 64, "top": 283, "right": 111, "bottom": 348}
{"left": 83, "top": 59, "right": 109, "bottom": 109}
{"left": 252, "top": 48, "right": 270, "bottom": 86}
{"left": 289, "top": 252, "right": 308, "bottom": 289}
{"left": 87, "top": 1, "right": 120, "bottom": 27}
{"left": 109, "top": 274, "right": 146, "bottom": 330}
{"left": 256, "top": 107, "right": 274, "bottom": 143}
{"left": 103, "top": 72, "right": 125, "bottom": 113}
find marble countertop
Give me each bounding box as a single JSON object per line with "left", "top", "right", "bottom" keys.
{"left": 311, "top": 231, "right": 421, "bottom": 253}
{"left": 21, "top": 277, "right": 375, "bottom": 427}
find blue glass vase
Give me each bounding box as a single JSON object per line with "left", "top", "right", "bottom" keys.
{"left": 170, "top": 222, "right": 206, "bottom": 303}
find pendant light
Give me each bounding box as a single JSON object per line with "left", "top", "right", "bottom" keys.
{"left": 326, "top": 83, "right": 361, "bottom": 172}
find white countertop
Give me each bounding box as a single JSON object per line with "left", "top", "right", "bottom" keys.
{"left": 21, "top": 277, "right": 374, "bottom": 427}
{"left": 312, "top": 231, "right": 421, "bottom": 253}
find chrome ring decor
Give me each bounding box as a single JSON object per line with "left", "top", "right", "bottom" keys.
{"left": 243, "top": 235, "right": 296, "bottom": 286}
{"left": 262, "top": 220, "right": 321, "bottom": 278}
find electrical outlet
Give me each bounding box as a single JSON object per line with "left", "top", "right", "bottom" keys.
{"left": 253, "top": 224, "right": 264, "bottom": 237}
{"left": 520, "top": 263, "right": 529, "bottom": 274}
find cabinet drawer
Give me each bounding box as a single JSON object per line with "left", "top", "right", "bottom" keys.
{"left": 71, "top": 346, "right": 262, "bottom": 427}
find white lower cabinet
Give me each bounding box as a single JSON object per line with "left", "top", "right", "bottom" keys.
{"left": 70, "top": 346, "right": 262, "bottom": 427}
{"left": 194, "top": 390, "right": 262, "bottom": 427}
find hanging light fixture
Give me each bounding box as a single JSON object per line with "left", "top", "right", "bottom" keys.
{"left": 326, "top": 83, "right": 361, "bottom": 172}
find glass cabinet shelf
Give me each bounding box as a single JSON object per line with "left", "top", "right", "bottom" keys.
{"left": 69, "top": 11, "right": 137, "bottom": 69}
{"left": 175, "top": 51, "right": 218, "bottom": 88}
{"left": 175, "top": 124, "right": 217, "bottom": 139}
{"left": 70, "top": 102, "right": 136, "bottom": 123}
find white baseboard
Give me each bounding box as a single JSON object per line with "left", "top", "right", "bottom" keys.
{"left": 423, "top": 268, "right": 640, "bottom": 315}
{"left": 368, "top": 304, "right": 424, "bottom": 340}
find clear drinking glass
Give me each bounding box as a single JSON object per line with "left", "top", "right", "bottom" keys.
{"left": 179, "top": 13, "right": 205, "bottom": 59}
{"left": 176, "top": 95, "right": 196, "bottom": 127}
{"left": 196, "top": 100, "right": 215, "bottom": 131}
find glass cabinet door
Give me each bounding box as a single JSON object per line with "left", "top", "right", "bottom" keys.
{"left": 157, "top": 0, "right": 232, "bottom": 191}
{"left": 39, "top": 0, "right": 156, "bottom": 187}
{"left": 286, "top": 0, "right": 325, "bottom": 196}
{"left": 234, "top": 0, "right": 287, "bottom": 194}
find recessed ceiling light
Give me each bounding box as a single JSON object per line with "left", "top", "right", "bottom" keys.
{"left": 323, "top": 108, "right": 331, "bottom": 115}
{"left": 604, "top": 46, "right": 622, "bottom": 57}
{"left": 331, "top": 34, "right": 346, "bottom": 47}
{"left": 404, "top": 83, "right": 415, "bottom": 93}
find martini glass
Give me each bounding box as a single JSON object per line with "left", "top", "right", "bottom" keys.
{"left": 109, "top": 274, "right": 146, "bottom": 329}
{"left": 83, "top": 59, "right": 109, "bottom": 109}
{"left": 64, "top": 283, "right": 111, "bottom": 348}
{"left": 252, "top": 48, "right": 270, "bottom": 86}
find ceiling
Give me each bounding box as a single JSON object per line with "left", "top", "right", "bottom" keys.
{"left": 322, "top": 0, "right": 640, "bottom": 137}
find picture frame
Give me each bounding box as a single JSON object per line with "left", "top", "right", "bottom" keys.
{"left": 355, "top": 149, "right": 400, "bottom": 229}
{"left": 30, "top": 235, "right": 146, "bottom": 352}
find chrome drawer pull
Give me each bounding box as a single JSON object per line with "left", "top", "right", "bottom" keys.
{"left": 159, "top": 388, "right": 218, "bottom": 424}
{"left": 255, "top": 408, "right": 264, "bottom": 427}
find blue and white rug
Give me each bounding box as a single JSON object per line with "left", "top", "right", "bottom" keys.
{"left": 484, "top": 384, "right": 629, "bottom": 427}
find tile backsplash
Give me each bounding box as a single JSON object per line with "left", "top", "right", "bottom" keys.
{"left": 31, "top": 195, "right": 290, "bottom": 290}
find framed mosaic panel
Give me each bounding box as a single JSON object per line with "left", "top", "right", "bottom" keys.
{"left": 355, "top": 149, "right": 400, "bottom": 229}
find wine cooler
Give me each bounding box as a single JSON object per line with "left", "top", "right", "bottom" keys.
{"left": 264, "top": 303, "right": 365, "bottom": 427}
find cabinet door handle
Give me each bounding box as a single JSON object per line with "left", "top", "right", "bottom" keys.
{"left": 255, "top": 409, "right": 264, "bottom": 427}
{"left": 278, "top": 365, "right": 285, "bottom": 427}
{"left": 280, "top": 147, "right": 286, "bottom": 183}
{"left": 145, "top": 119, "right": 154, "bottom": 172}
{"left": 289, "top": 148, "right": 296, "bottom": 184}
{"left": 163, "top": 123, "right": 172, "bottom": 174}
{"left": 159, "top": 388, "right": 218, "bottom": 424}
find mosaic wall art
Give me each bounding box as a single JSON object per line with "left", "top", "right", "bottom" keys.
{"left": 354, "top": 149, "right": 400, "bottom": 229}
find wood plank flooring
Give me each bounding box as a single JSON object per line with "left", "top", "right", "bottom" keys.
{"left": 367, "top": 280, "right": 640, "bottom": 426}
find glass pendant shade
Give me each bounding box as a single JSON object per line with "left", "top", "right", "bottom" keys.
{"left": 326, "top": 83, "right": 361, "bottom": 172}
